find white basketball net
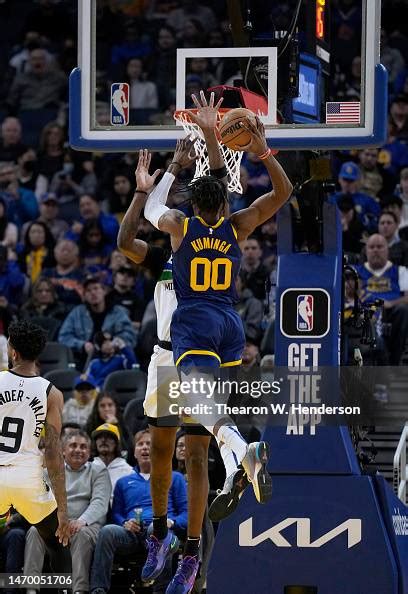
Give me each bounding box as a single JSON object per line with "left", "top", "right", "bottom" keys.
{"left": 174, "top": 110, "right": 243, "bottom": 194}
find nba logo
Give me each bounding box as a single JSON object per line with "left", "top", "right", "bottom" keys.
{"left": 297, "top": 294, "right": 314, "bottom": 331}
{"left": 111, "top": 83, "right": 129, "bottom": 125}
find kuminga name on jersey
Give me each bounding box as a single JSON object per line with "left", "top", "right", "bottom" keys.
{"left": 173, "top": 216, "right": 241, "bottom": 305}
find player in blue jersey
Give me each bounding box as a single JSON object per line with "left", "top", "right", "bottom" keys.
{"left": 119, "top": 123, "right": 248, "bottom": 592}
{"left": 144, "top": 91, "right": 293, "bottom": 593}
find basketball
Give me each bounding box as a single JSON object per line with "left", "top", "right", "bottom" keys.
{"left": 218, "top": 107, "right": 257, "bottom": 151}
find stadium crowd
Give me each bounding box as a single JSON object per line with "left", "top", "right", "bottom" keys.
{"left": 1, "top": 0, "right": 408, "bottom": 591}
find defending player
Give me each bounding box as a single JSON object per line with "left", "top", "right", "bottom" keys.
{"left": 143, "top": 91, "right": 293, "bottom": 593}
{"left": 0, "top": 321, "right": 70, "bottom": 566}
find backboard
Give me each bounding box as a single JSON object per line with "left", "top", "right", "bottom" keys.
{"left": 69, "top": 0, "right": 387, "bottom": 152}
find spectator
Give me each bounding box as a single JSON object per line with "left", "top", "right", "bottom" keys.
{"left": 358, "top": 148, "right": 391, "bottom": 199}
{"left": 91, "top": 423, "right": 133, "bottom": 498}
{"left": 242, "top": 339, "right": 261, "bottom": 368}
{"left": 67, "top": 194, "right": 120, "bottom": 250}
{"left": 107, "top": 170, "right": 134, "bottom": 217}
{"left": 341, "top": 55, "right": 362, "bottom": 101}
{"left": 84, "top": 331, "right": 137, "bottom": 390}
{"left": 180, "top": 19, "right": 206, "bottom": 47}
{"left": 24, "top": 431, "right": 111, "bottom": 594}
{"left": 186, "top": 57, "right": 217, "bottom": 89}
{"left": 126, "top": 58, "right": 159, "bottom": 110}
{"left": 242, "top": 153, "right": 272, "bottom": 196}
{"left": 86, "top": 393, "right": 130, "bottom": 453}
{"left": 110, "top": 24, "right": 152, "bottom": 73}
{"left": 18, "top": 221, "right": 55, "bottom": 284}
{"left": 24, "top": 192, "right": 69, "bottom": 241}
{"left": 104, "top": 248, "right": 129, "bottom": 286}
{"left": 58, "top": 276, "right": 137, "bottom": 367}
{"left": 0, "top": 296, "right": 14, "bottom": 338}
{"left": 337, "top": 193, "right": 365, "bottom": 256}
{"left": 89, "top": 429, "right": 187, "bottom": 594}
{"left": 382, "top": 195, "right": 405, "bottom": 228}
{"left": 389, "top": 94, "right": 408, "bottom": 143}
{"left": 235, "top": 274, "right": 263, "bottom": 345}
{"left": 185, "top": 75, "right": 204, "bottom": 108}
{"left": 79, "top": 219, "right": 112, "bottom": 272}
{"left": 17, "top": 148, "right": 48, "bottom": 199}
{"left": 38, "top": 122, "right": 66, "bottom": 182}
{"left": 398, "top": 167, "right": 408, "bottom": 227}
{"left": 240, "top": 237, "right": 269, "bottom": 300}
{"left": 42, "top": 239, "right": 84, "bottom": 306}
{"left": 147, "top": 26, "right": 177, "bottom": 110}
{"left": 19, "top": 277, "right": 68, "bottom": 336}
{"left": 62, "top": 376, "right": 98, "bottom": 426}
{"left": 378, "top": 210, "right": 408, "bottom": 265}
{"left": 166, "top": 0, "right": 217, "bottom": 35}
{"left": 0, "top": 117, "right": 27, "bottom": 163}
{"left": 48, "top": 168, "right": 82, "bottom": 223}
{"left": 8, "top": 31, "right": 54, "bottom": 75}
{"left": 109, "top": 265, "right": 145, "bottom": 326}
{"left": 0, "top": 162, "right": 39, "bottom": 229}
{"left": 61, "top": 422, "right": 82, "bottom": 441}
{"left": 354, "top": 234, "right": 408, "bottom": 364}
{"left": 329, "top": 161, "right": 380, "bottom": 231}
{"left": 258, "top": 216, "right": 277, "bottom": 271}
{"left": 0, "top": 196, "right": 18, "bottom": 251}
{"left": 7, "top": 48, "right": 66, "bottom": 112}
{"left": 0, "top": 245, "right": 25, "bottom": 307}
{"left": 381, "top": 29, "right": 405, "bottom": 86}
{"left": 378, "top": 119, "right": 408, "bottom": 179}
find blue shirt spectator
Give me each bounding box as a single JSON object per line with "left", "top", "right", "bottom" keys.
{"left": 0, "top": 249, "right": 26, "bottom": 306}
{"left": 329, "top": 161, "right": 381, "bottom": 232}
{"left": 0, "top": 162, "right": 39, "bottom": 228}
{"left": 58, "top": 277, "right": 137, "bottom": 367}
{"left": 65, "top": 194, "right": 119, "bottom": 250}
{"left": 84, "top": 333, "right": 137, "bottom": 390}
{"left": 112, "top": 468, "right": 187, "bottom": 530}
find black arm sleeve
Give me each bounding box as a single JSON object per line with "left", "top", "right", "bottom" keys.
{"left": 141, "top": 245, "right": 171, "bottom": 280}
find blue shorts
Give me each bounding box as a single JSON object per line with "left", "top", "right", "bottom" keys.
{"left": 170, "top": 301, "right": 245, "bottom": 370}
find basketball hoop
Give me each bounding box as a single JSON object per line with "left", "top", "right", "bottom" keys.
{"left": 174, "top": 108, "right": 244, "bottom": 194}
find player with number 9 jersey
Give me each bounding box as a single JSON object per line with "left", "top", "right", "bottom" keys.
{"left": 0, "top": 321, "right": 69, "bottom": 546}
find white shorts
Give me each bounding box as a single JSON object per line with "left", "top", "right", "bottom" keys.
{"left": 144, "top": 345, "right": 179, "bottom": 419}
{"left": 0, "top": 464, "right": 57, "bottom": 524}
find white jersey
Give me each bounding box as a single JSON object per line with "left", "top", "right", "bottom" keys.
{"left": 0, "top": 370, "right": 50, "bottom": 467}
{"left": 154, "top": 256, "right": 177, "bottom": 342}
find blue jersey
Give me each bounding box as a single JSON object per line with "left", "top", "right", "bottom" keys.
{"left": 354, "top": 263, "right": 402, "bottom": 302}
{"left": 173, "top": 216, "right": 241, "bottom": 306}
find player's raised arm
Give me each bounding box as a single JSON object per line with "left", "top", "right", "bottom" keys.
{"left": 189, "top": 90, "right": 226, "bottom": 176}
{"left": 144, "top": 138, "right": 196, "bottom": 238}
{"left": 117, "top": 149, "right": 160, "bottom": 263}
{"left": 230, "top": 117, "right": 293, "bottom": 241}
{"left": 44, "top": 386, "right": 70, "bottom": 546}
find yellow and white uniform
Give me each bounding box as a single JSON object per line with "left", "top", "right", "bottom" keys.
{"left": 0, "top": 370, "right": 56, "bottom": 523}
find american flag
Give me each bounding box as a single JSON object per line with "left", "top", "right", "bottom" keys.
{"left": 326, "top": 102, "right": 361, "bottom": 124}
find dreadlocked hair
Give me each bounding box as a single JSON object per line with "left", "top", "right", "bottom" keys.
{"left": 189, "top": 175, "right": 227, "bottom": 214}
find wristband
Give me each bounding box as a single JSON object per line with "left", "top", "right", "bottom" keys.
{"left": 170, "top": 161, "right": 182, "bottom": 168}
{"left": 135, "top": 189, "right": 147, "bottom": 195}
{"left": 258, "top": 148, "right": 272, "bottom": 160}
